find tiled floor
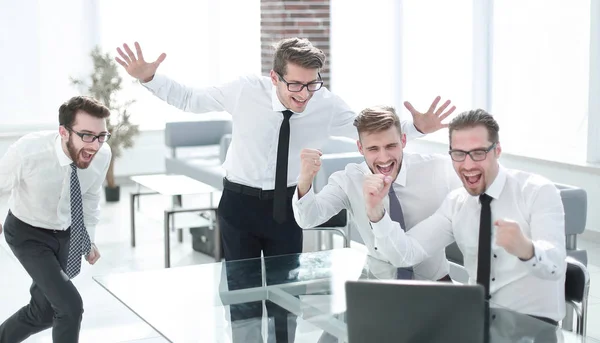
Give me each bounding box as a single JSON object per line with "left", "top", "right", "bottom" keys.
{"left": 0, "top": 184, "right": 599, "bottom": 342}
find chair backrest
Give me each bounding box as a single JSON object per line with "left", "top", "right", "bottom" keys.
{"left": 565, "top": 256, "right": 590, "bottom": 303}
{"left": 165, "top": 119, "right": 233, "bottom": 148}
{"left": 555, "top": 183, "right": 587, "bottom": 236}
{"left": 316, "top": 209, "right": 347, "bottom": 228}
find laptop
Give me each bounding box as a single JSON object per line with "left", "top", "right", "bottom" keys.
{"left": 345, "top": 280, "right": 486, "bottom": 343}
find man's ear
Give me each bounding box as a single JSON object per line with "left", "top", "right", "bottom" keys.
{"left": 401, "top": 133, "right": 406, "bottom": 148}
{"left": 270, "top": 70, "right": 278, "bottom": 86}
{"left": 357, "top": 139, "right": 364, "bottom": 155}
{"left": 58, "top": 126, "right": 68, "bottom": 140}
{"left": 495, "top": 141, "right": 502, "bottom": 158}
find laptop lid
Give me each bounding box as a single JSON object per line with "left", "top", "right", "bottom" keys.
{"left": 345, "top": 280, "right": 486, "bottom": 343}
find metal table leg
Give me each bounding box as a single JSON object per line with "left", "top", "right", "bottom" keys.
{"left": 164, "top": 210, "right": 171, "bottom": 268}
{"left": 130, "top": 192, "right": 137, "bottom": 247}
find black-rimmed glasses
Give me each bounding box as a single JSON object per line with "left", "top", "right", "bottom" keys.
{"left": 449, "top": 142, "right": 497, "bottom": 162}
{"left": 66, "top": 127, "right": 111, "bottom": 143}
{"left": 277, "top": 72, "right": 323, "bottom": 92}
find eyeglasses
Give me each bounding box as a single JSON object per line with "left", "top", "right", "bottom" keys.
{"left": 277, "top": 72, "right": 324, "bottom": 92}
{"left": 448, "top": 142, "right": 497, "bottom": 162}
{"left": 66, "top": 127, "right": 111, "bottom": 143}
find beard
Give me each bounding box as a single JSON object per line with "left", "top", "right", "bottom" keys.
{"left": 66, "top": 135, "right": 95, "bottom": 169}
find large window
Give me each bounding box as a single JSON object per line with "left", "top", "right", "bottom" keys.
{"left": 401, "top": 0, "right": 473, "bottom": 143}
{"left": 492, "top": 0, "right": 590, "bottom": 161}
{"left": 97, "top": 0, "right": 261, "bottom": 130}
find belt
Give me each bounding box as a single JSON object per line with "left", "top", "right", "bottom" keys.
{"left": 223, "top": 178, "right": 296, "bottom": 200}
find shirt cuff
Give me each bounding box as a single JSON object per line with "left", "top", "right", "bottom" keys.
{"left": 406, "top": 121, "right": 425, "bottom": 139}
{"left": 293, "top": 184, "right": 315, "bottom": 207}
{"left": 520, "top": 242, "right": 547, "bottom": 268}
{"left": 370, "top": 211, "right": 395, "bottom": 238}
{"left": 140, "top": 74, "right": 167, "bottom": 90}
{"left": 86, "top": 225, "right": 96, "bottom": 244}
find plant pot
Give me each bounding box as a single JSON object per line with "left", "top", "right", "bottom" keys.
{"left": 105, "top": 186, "right": 120, "bottom": 202}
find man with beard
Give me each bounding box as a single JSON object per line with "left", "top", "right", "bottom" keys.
{"left": 293, "top": 105, "right": 461, "bottom": 282}
{"left": 368, "top": 109, "right": 565, "bottom": 341}
{"left": 0, "top": 96, "right": 112, "bottom": 343}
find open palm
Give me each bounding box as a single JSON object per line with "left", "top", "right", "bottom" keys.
{"left": 115, "top": 42, "right": 167, "bottom": 83}
{"left": 404, "top": 96, "right": 456, "bottom": 134}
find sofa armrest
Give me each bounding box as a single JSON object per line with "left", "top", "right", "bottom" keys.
{"left": 219, "top": 134, "right": 232, "bottom": 163}
{"left": 165, "top": 119, "right": 232, "bottom": 149}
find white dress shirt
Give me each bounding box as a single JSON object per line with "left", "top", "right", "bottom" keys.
{"left": 371, "top": 164, "right": 567, "bottom": 321}
{"left": 293, "top": 152, "right": 461, "bottom": 280}
{"left": 142, "top": 74, "right": 421, "bottom": 190}
{"left": 0, "top": 131, "right": 111, "bottom": 242}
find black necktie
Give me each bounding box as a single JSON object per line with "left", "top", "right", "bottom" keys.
{"left": 273, "top": 110, "right": 293, "bottom": 224}
{"left": 388, "top": 185, "right": 413, "bottom": 279}
{"left": 477, "top": 193, "right": 493, "bottom": 299}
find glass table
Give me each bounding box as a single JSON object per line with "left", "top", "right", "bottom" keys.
{"left": 93, "top": 248, "right": 597, "bottom": 343}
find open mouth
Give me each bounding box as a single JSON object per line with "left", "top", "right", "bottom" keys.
{"left": 463, "top": 171, "right": 482, "bottom": 187}
{"left": 376, "top": 161, "right": 395, "bottom": 175}
{"left": 80, "top": 150, "right": 95, "bottom": 163}
{"left": 291, "top": 96, "right": 307, "bottom": 107}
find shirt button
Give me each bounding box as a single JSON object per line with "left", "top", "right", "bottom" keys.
{"left": 493, "top": 254, "right": 497, "bottom": 258}
{"left": 492, "top": 278, "right": 495, "bottom": 281}
{"left": 533, "top": 264, "right": 536, "bottom": 267}
{"left": 374, "top": 247, "right": 378, "bottom": 250}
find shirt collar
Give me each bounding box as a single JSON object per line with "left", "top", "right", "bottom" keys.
{"left": 271, "top": 86, "right": 288, "bottom": 112}
{"left": 482, "top": 163, "right": 506, "bottom": 200}
{"left": 55, "top": 134, "right": 73, "bottom": 167}
{"left": 393, "top": 155, "right": 408, "bottom": 187}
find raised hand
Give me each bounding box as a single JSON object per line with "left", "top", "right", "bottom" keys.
{"left": 115, "top": 42, "right": 167, "bottom": 83}
{"left": 299, "top": 149, "right": 322, "bottom": 182}
{"left": 363, "top": 174, "right": 393, "bottom": 222}
{"left": 404, "top": 96, "right": 456, "bottom": 134}
{"left": 495, "top": 219, "right": 534, "bottom": 260}
{"left": 297, "top": 148, "right": 322, "bottom": 197}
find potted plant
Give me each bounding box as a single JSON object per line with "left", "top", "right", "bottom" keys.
{"left": 70, "top": 46, "right": 140, "bottom": 202}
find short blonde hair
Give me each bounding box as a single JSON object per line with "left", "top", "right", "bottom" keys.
{"left": 353, "top": 106, "right": 402, "bottom": 136}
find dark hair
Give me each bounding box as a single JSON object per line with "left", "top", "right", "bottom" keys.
{"left": 448, "top": 109, "right": 499, "bottom": 144}
{"left": 353, "top": 106, "right": 402, "bottom": 136}
{"left": 272, "top": 37, "right": 326, "bottom": 76}
{"left": 58, "top": 96, "right": 110, "bottom": 127}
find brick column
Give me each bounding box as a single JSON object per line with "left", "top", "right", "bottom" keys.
{"left": 260, "top": 0, "right": 331, "bottom": 85}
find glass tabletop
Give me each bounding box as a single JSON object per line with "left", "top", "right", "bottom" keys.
{"left": 131, "top": 174, "right": 217, "bottom": 196}
{"left": 93, "top": 248, "right": 597, "bottom": 343}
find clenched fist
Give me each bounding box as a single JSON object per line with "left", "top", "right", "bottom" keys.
{"left": 297, "top": 149, "right": 323, "bottom": 198}
{"left": 299, "top": 148, "right": 323, "bottom": 181}
{"left": 363, "top": 174, "right": 393, "bottom": 222}
{"left": 495, "top": 219, "right": 534, "bottom": 260}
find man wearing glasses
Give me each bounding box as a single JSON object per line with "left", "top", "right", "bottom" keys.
{"left": 115, "top": 37, "right": 452, "bottom": 342}
{"left": 0, "top": 96, "right": 112, "bottom": 342}
{"left": 369, "top": 109, "right": 566, "bottom": 340}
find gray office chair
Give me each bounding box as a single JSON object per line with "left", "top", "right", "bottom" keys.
{"left": 555, "top": 183, "right": 588, "bottom": 265}
{"left": 565, "top": 256, "right": 590, "bottom": 336}
{"left": 307, "top": 144, "right": 364, "bottom": 251}
{"left": 304, "top": 210, "right": 350, "bottom": 249}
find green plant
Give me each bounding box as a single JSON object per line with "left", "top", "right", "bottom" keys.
{"left": 70, "top": 46, "right": 140, "bottom": 189}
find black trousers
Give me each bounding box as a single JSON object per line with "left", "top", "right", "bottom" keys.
{"left": 218, "top": 186, "right": 303, "bottom": 343}
{"left": 0, "top": 211, "right": 83, "bottom": 343}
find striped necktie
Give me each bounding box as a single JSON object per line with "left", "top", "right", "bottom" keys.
{"left": 65, "top": 163, "right": 92, "bottom": 278}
